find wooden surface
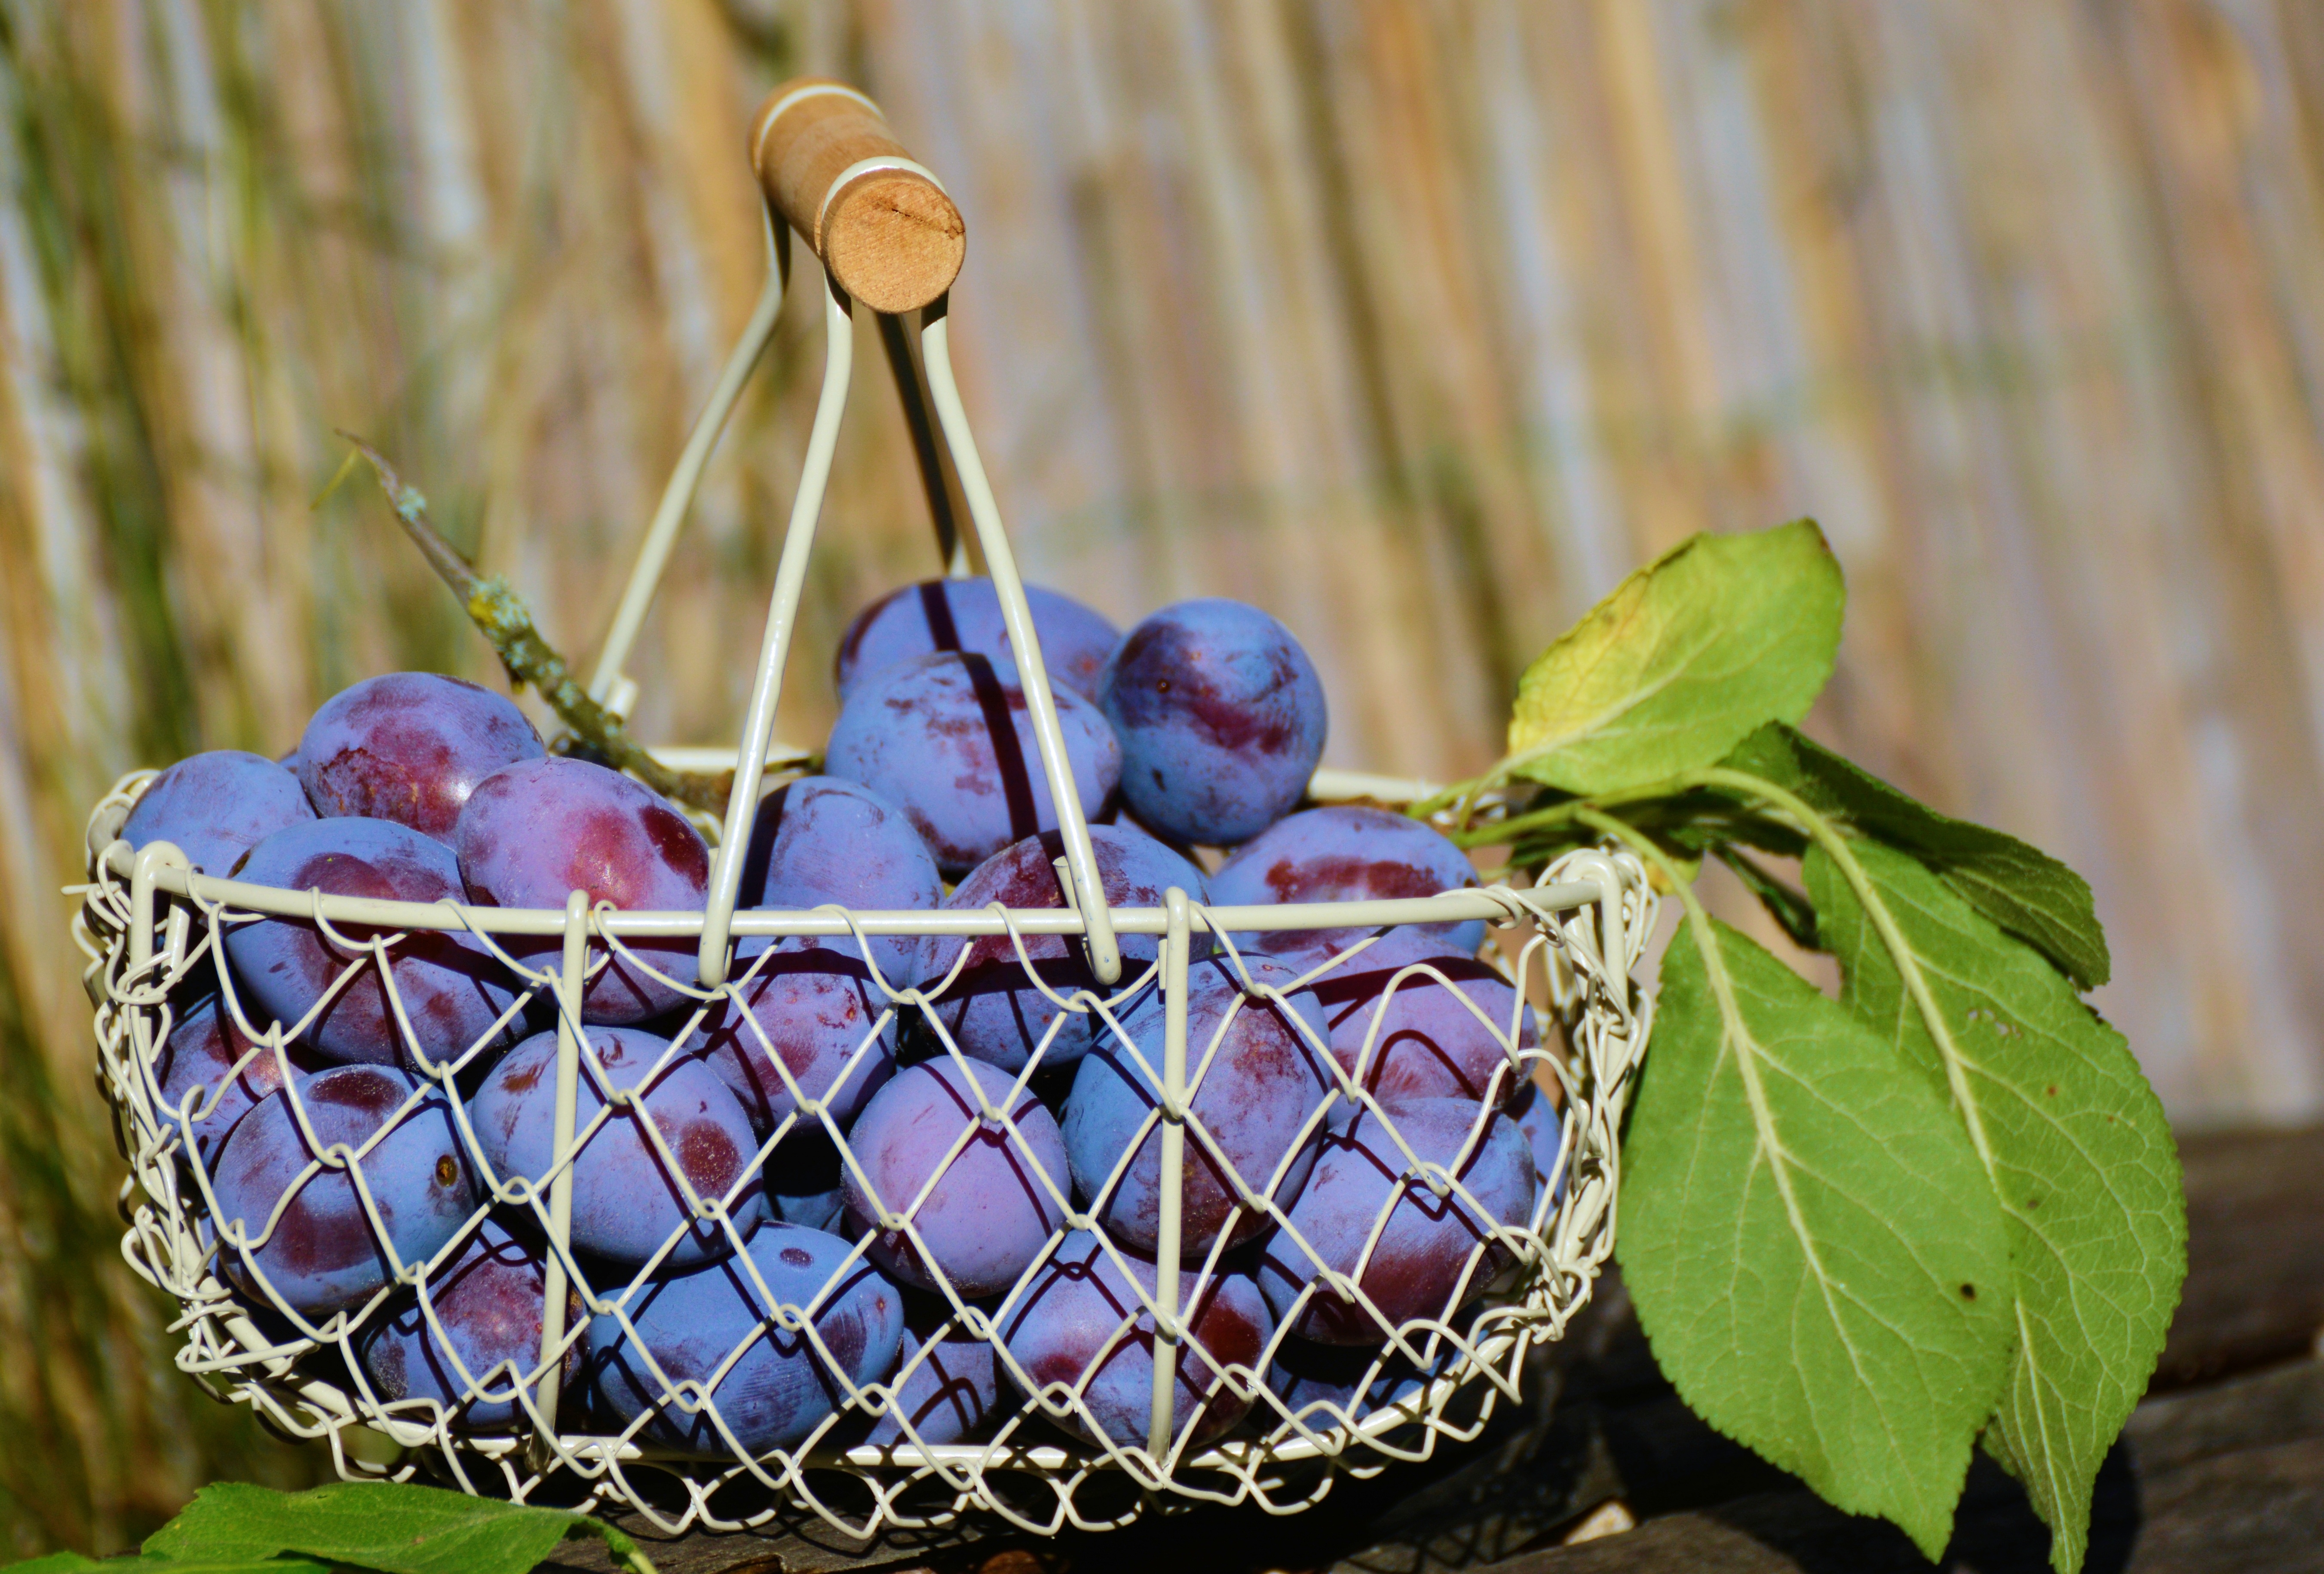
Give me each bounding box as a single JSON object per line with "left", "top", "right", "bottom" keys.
{"left": 538, "top": 1124, "right": 2324, "bottom": 1574}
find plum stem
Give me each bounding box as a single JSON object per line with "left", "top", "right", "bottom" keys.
{"left": 336, "top": 434, "right": 732, "bottom": 813}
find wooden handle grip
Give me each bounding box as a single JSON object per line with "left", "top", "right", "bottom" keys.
{"left": 751, "top": 79, "right": 965, "bottom": 314}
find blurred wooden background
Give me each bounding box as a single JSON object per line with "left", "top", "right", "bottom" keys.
{"left": 4, "top": 0, "right": 2324, "bottom": 1556}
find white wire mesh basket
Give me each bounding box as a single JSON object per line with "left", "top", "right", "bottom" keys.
{"left": 69, "top": 80, "right": 1659, "bottom": 1540}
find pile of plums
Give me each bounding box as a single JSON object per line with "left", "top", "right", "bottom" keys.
{"left": 121, "top": 577, "right": 1567, "bottom": 1457}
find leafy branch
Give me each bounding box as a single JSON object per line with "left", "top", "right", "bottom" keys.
{"left": 1428, "top": 520, "right": 2184, "bottom": 1573}
{"left": 326, "top": 438, "right": 735, "bottom": 814}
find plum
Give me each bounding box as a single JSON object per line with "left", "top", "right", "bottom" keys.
{"left": 852, "top": 1293, "right": 999, "bottom": 1447}
{"left": 588, "top": 1221, "right": 903, "bottom": 1454}
{"left": 835, "top": 577, "right": 1121, "bottom": 703}
{"left": 1307, "top": 929, "right": 1536, "bottom": 1108}
{"left": 153, "top": 994, "right": 318, "bottom": 1163}
{"left": 123, "top": 751, "right": 315, "bottom": 874}
{"left": 1255, "top": 1098, "right": 1534, "bottom": 1345}
{"left": 1264, "top": 1333, "right": 1449, "bottom": 1426}
{"left": 355, "top": 1217, "right": 581, "bottom": 1431}
{"left": 1508, "top": 1078, "right": 1565, "bottom": 1207}
{"left": 999, "top": 1230, "right": 1270, "bottom": 1450}
{"left": 1209, "top": 806, "right": 1484, "bottom": 963}
{"left": 453, "top": 757, "right": 709, "bottom": 1024}
{"left": 824, "top": 652, "right": 1122, "bottom": 878}
{"left": 691, "top": 937, "right": 898, "bottom": 1133}
{"left": 736, "top": 775, "right": 939, "bottom": 981}
{"left": 294, "top": 672, "right": 544, "bottom": 844}
{"left": 213, "top": 1065, "right": 476, "bottom": 1313}
{"left": 1097, "top": 599, "right": 1326, "bottom": 847}
{"left": 1062, "top": 954, "right": 1332, "bottom": 1260}
{"left": 470, "top": 1026, "right": 765, "bottom": 1268}
{"left": 223, "top": 817, "right": 521, "bottom": 1071}
{"left": 840, "top": 1058, "right": 1068, "bottom": 1299}
{"left": 918, "top": 825, "right": 1210, "bottom": 1074}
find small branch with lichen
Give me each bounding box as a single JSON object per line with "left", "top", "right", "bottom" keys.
{"left": 334, "top": 435, "right": 733, "bottom": 813}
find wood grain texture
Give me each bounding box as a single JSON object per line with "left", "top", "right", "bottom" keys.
{"left": 3, "top": 0, "right": 2324, "bottom": 1555}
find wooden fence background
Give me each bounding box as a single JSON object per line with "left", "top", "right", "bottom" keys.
{"left": 3, "top": 0, "right": 2322, "bottom": 1556}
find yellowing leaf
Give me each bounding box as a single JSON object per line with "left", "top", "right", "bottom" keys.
{"left": 1507, "top": 521, "right": 1842, "bottom": 794}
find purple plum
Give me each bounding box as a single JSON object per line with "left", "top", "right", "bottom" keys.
{"left": 1306, "top": 929, "right": 1536, "bottom": 1108}
{"left": 1097, "top": 599, "right": 1326, "bottom": 847}
{"left": 356, "top": 1217, "right": 582, "bottom": 1431}
{"left": 824, "top": 652, "right": 1122, "bottom": 878}
{"left": 213, "top": 1065, "right": 476, "bottom": 1313}
{"left": 1255, "top": 1098, "right": 1534, "bottom": 1345}
{"left": 1062, "top": 954, "right": 1333, "bottom": 1260}
{"left": 588, "top": 1221, "right": 903, "bottom": 1454}
{"left": 835, "top": 577, "right": 1121, "bottom": 703}
{"left": 294, "top": 672, "right": 544, "bottom": 844}
{"left": 1210, "top": 807, "right": 1484, "bottom": 963}
{"left": 999, "top": 1230, "right": 1271, "bottom": 1449}
{"left": 736, "top": 775, "right": 939, "bottom": 981}
{"left": 1508, "top": 1078, "right": 1566, "bottom": 1208}
{"left": 453, "top": 757, "right": 709, "bottom": 1024}
{"left": 917, "top": 825, "right": 1211, "bottom": 1074}
{"left": 469, "top": 1026, "right": 766, "bottom": 1268}
{"left": 691, "top": 936, "right": 898, "bottom": 1132}
{"left": 840, "top": 1058, "right": 1069, "bottom": 1299}
{"left": 124, "top": 751, "right": 315, "bottom": 874}
{"left": 1263, "top": 1333, "right": 1449, "bottom": 1428}
{"left": 153, "top": 993, "right": 318, "bottom": 1162}
{"left": 852, "top": 1294, "right": 999, "bottom": 1447}
{"left": 222, "top": 817, "right": 521, "bottom": 1071}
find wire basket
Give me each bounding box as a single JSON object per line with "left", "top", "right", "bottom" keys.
{"left": 69, "top": 80, "right": 1659, "bottom": 1541}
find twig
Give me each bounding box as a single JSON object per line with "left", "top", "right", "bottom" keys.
{"left": 336, "top": 434, "right": 733, "bottom": 813}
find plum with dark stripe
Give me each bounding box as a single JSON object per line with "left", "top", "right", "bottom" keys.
{"left": 470, "top": 1026, "right": 765, "bottom": 1268}
{"left": 453, "top": 757, "right": 708, "bottom": 1024}
{"left": 1097, "top": 599, "right": 1326, "bottom": 847}
{"left": 356, "top": 1217, "right": 581, "bottom": 1432}
{"left": 736, "top": 775, "right": 938, "bottom": 982}
{"left": 835, "top": 577, "right": 1121, "bottom": 703}
{"left": 224, "top": 817, "right": 521, "bottom": 1070}
{"left": 691, "top": 936, "right": 898, "bottom": 1132}
{"left": 825, "top": 652, "right": 1121, "bottom": 878}
{"left": 294, "top": 672, "right": 543, "bottom": 844}
{"left": 1308, "top": 928, "right": 1536, "bottom": 1108}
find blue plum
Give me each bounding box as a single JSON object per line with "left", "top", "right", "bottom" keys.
{"left": 588, "top": 1221, "right": 903, "bottom": 1454}
{"left": 824, "top": 652, "right": 1121, "bottom": 878}
{"left": 1209, "top": 807, "right": 1484, "bottom": 964}
{"left": 1307, "top": 929, "right": 1536, "bottom": 1108}
{"left": 1062, "top": 954, "right": 1332, "bottom": 1260}
{"left": 294, "top": 672, "right": 544, "bottom": 844}
{"left": 691, "top": 937, "right": 898, "bottom": 1132}
{"left": 918, "top": 825, "right": 1210, "bottom": 1074}
{"left": 470, "top": 1026, "right": 765, "bottom": 1268}
{"left": 836, "top": 577, "right": 1122, "bottom": 704}
{"left": 1097, "top": 599, "right": 1326, "bottom": 847}
{"left": 1255, "top": 1098, "right": 1534, "bottom": 1345}
{"left": 453, "top": 757, "right": 709, "bottom": 1024}
{"left": 153, "top": 994, "right": 317, "bottom": 1163}
{"left": 213, "top": 1065, "right": 476, "bottom": 1313}
{"left": 1263, "top": 1334, "right": 1449, "bottom": 1428}
{"left": 223, "top": 817, "right": 521, "bottom": 1071}
{"left": 853, "top": 1294, "right": 998, "bottom": 1447}
{"left": 840, "top": 1058, "right": 1068, "bottom": 1299}
{"left": 736, "top": 775, "right": 939, "bottom": 981}
{"left": 124, "top": 751, "right": 315, "bottom": 874}
{"left": 1000, "top": 1230, "right": 1271, "bottom": 1449}
{"left": 355, "top": 1218, "right": 581, "bottom": 1431}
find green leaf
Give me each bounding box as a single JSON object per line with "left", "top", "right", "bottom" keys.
{"left": 144, "top": 1482, "right": 656, "bottom": 1574}
{"left": 5, "top": 1559, "right": 326, "bottom": 1573}
{"left": 1618, "top": 913, "right": 2013, "bottom": 1559}
{"left": 1723, "top": 724, "right": 2109, "bottom": 988}
{"left": 1805, "top": 840, "right": 2186, "bottom": 1574}
{"left": 1505, "top": 520, "right": 1843, "bottom": 795}
{"left": 1714, "top": 847, "right": 1821, "bottom": 950}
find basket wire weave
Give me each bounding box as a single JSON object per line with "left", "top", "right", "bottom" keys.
{"left": 69, "top": 87, "right": 1660, "bottom": 1540}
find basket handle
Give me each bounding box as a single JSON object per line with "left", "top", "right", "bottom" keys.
{"left": 752, "top": 80, "right": 965, "bottom": 315}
